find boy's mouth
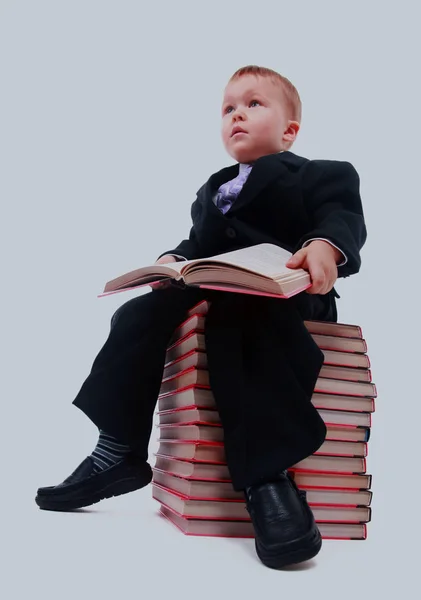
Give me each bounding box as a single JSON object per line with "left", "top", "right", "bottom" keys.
{"left": 231, "top": 126, "right": 247, "bottom": 137}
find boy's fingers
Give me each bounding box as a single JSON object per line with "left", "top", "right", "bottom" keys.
{"left": 150, "top": 280, "right": 170, "bottom": 290}
{"left": 322, "top": 269, "right": 337, "bottom": 295}
{"left": 287, "top": 248, "right": 307, "bottom": 268}
{"left": 307, "top": 266, "right": 326, "bottom": 294}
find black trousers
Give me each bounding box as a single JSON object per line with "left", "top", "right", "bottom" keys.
{"left": 73, "top": 286, "right": 334, "bottom": 489}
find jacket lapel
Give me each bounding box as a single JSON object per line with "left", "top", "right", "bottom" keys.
{"left": 201, "top": 152, "right": 295, "bottom": 215}
{"left": 230, "top": 152, "right": 292, "bottom": 213}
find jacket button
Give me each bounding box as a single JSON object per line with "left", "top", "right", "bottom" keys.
{"left": 225, "top": 227, "right": 236, "bottom": 239}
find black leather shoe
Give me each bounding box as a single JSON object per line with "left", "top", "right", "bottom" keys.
{"left": 35, "top": 453, "right": 152, "bottom": 511}
{"left": 244, "top": 470, "right": 322, "bottom": 568}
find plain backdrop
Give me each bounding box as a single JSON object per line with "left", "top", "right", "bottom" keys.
{"left": 1, "top": 1, "right": 420, "bottom": 598}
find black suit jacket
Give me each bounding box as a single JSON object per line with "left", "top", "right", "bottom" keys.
{"left": 163, "top": 151, "right": 366, "bottom": 303}
{"left": 160, "top": 150, "right": 367, "bottom": 487}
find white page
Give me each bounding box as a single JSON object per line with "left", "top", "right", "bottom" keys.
{"left": 185, "top": 243, "right": 295, "bottom": 278}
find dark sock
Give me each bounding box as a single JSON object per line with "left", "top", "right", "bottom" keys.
{"left": 90, "top": 430, "right": 131, "bottom": 473}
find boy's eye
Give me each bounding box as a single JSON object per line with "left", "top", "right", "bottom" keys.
{"left": 223, "top": 100, "right": 260, "bottom": 115}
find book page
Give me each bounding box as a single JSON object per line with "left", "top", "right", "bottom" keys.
{"left": 154, "top": 259, "right": 192, "bottom": 274}
{"left": 103, "top": 260, "right": 186, "bottom": 293}
{"left": 183, "top": 244, "right": 294, "bottom": 279}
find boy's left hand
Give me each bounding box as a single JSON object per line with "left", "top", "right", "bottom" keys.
{"left": 286, "top": 240, "right": 341, "bottom": 295}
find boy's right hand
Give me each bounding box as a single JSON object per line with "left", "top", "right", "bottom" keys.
{"left": 150, "top": 255, "right": 177, "bottom": 290}
{"left": 155, "top": 255, "right": 177, "bottom": 265}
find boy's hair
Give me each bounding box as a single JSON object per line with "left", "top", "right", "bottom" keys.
{"left": 229, "top": 65, "right": 302, "bottom": 124}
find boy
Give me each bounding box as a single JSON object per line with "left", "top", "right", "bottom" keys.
{"left": 35, "top": 65, "right": 366, "bottom": 569}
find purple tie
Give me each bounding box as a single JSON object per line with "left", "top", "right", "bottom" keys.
{"left": 215, "top": 163, "right": 253, "bottom": 214}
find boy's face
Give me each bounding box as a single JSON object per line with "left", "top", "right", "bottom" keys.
{"left": 221, "top": 74, "right": 299, "bottom": 163}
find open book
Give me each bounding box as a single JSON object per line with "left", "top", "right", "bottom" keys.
{"left": 100, "top": 243, "right": 311, "bottom": 299}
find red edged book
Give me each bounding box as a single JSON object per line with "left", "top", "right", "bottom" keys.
{"left": 187, "top": 300, "right": 366, "bottom": 339}
{"left": 170, "top": 313, "right": 367, "bottom": 354}
{"left": 157, "top": 385, "right": 375, "bottom": 414}
{"left": 163, "top": 349, "right": 372, "bottom": 383}
{"left": 155, "top": 441, "right": 367, "bottom": 473}
{"left": 166, "top": 332, "right": 371, "bottom": 369}
{"left": 153, "top": 455, "right": 372, "bottom": 489}
{"left": 157, "top": 425, "right": 367, "bottom": 457}
{"left": 157, "top": 404, "right": 372, "bottom": 429}
{"left": 177, "top": 310, "right": 364, "bottom": 340}
{"left": 152, "top": 483, "right": 372, "bottom": 523}
{"left": 156, "top": 423, "right": 369, "bottom": 446}
{"left": 159, "top": 504, "right": 367, "bottom": 540}
{"left": 159, "top": 366, "right": 377, "bottom": 399}
{"left": 100, "top": 244, "right": 312, "bottom": 299}
{"left": 152, "top": 469, "right": 372, "bottom": 506}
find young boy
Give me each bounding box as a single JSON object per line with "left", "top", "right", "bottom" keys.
{"left": 35, "top": 65, "right": 366, "bottom": 569}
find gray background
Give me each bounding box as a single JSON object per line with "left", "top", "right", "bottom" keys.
{"left": 1, "top": 0, "right": 419, "bottom": 597}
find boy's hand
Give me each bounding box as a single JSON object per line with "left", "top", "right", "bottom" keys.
{"left": 155, "top": 255, "right": 177, "bottom": 265}
{"left": 286, "top": 240, "right": 341, "bottom": 295}
{"left": 150, "top": 255, "right": 177, "bottom": 290}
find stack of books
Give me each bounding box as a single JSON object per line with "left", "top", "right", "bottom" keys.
{"left": 152, "top": 300, "right": 375, "bottom": 540}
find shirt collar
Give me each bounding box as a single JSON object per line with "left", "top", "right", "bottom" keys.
{"left": 239, "top": 150, "right": 284, "bottom": 171}
{"left": 239, "top": 162, "right": 253, "bottom": 174}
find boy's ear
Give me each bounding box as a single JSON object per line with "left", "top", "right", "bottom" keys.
{"left": 282, "top": 121, "right": 300, "bottom": 147}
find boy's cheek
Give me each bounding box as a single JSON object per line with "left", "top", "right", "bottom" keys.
{"left": 221, "top": 125, "right": 231, "bottom": 145}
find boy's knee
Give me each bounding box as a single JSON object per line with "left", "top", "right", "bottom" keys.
{"left": 110, "top": 304, "right": 128, "bottom": 329}
{"left": 110, "top": 295, "right": 150, "bottom": 329}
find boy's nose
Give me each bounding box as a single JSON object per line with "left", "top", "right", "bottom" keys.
{"left": 232, "top": 110, "right": 246, "bottom": 122}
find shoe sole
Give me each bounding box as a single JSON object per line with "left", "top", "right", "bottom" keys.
{"left": 255, "top": 525, "right": 322, "bottom": 569}
{"left": 35, "top": 474, "right": 151, "bottom": 512}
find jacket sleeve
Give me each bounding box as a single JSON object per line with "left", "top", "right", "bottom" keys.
{"left": 297, "top": 160, "right": 367, "bottom": 278}
{"left": 157, "top": 198, "right": 202, "bottom": 261}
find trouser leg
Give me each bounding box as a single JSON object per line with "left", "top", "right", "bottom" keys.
{"left": 205, "top": 292, "right": 333, "bottom": 490}
{"left": 72, "top": 286, "right": 206, "bottom": 457}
